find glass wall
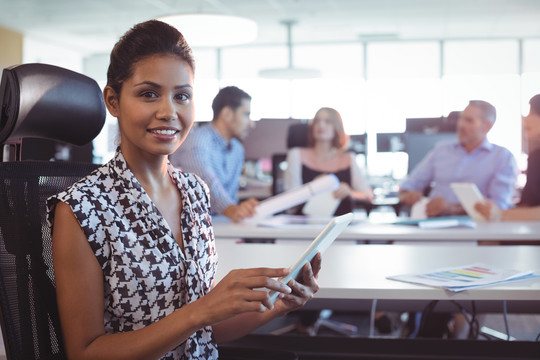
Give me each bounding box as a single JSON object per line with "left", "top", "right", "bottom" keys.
{"left": 23, "top": 35, "right": 540, "bottom": 172}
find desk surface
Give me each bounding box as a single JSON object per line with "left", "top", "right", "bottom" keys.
{"left": 213, "top": 216, "right": 540, "bottom": 242}
{"left": 215, "top": 242, "right": 540, "bottom": 303}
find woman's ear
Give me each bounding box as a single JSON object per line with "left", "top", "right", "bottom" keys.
{"left": 103, "top": 86, "right": 120, "bottom": 117}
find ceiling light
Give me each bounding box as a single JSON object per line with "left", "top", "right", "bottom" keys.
{"left": 258, "top": 20, "right": 321, "bottom": 80}
{"left": 157, "top": 14, "right": 258, "bottom": 47}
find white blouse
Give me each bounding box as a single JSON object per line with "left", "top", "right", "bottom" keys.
{"left": 284, "top": 147, "right": 372, "bottom": 195}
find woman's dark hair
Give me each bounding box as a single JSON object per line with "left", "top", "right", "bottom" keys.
{"left": 529, "top": 94, "right": 540, "bottom": 116}
{"left": 307, "top": 107, "right": 349, "bottom": 150}
{"left": 106, "top": 19, "right": 195, "bottom": 94}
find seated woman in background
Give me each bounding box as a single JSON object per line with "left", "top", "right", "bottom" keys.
{"left": 284, "top": 107, "right": 373, "bottom": 216}
{"left": 475, "top": 94, "right": 540, "bottom": 221}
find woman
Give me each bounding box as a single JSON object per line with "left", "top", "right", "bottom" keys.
{"left": 47, "top": 20, "right": 320, "bottom": 360}
{"left": 284, "top": 107, "right": 372, "bottom": 216}
{"left": 475, "top": 94, "right": 540, "bottom": 221}
{"left": 283, "top": 107, "right": 381, "bottom": 334}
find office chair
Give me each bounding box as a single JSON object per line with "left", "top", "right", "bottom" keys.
{"left": 0, "top": 63, "right": 106, "bottom": 360}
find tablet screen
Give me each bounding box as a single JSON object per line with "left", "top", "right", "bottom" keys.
{"left": 268, "top": 212, "right": 354, "bottom": 304}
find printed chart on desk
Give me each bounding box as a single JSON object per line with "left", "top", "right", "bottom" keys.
{"left": 388, "top": 263, "right": 540, "bottom": 292}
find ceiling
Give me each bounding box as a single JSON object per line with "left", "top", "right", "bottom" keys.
{"left": 1, "top": 0, "right": 540, "bottom": 56}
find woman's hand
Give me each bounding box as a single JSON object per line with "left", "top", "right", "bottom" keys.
{"left": 197, "top": 267, "right": 292, "bottom": 325}
{"left": 333, "top": 182, "right": 352, "bottom": 200}
{"left": 474, "top": 199, "right": 503, "bottom": 221}
{"left": 273, "top": 253, "right": 322, "bottom": 315}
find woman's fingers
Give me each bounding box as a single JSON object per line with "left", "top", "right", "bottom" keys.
{"left": 310, "top": 253, "right": 322, "bottom": 279}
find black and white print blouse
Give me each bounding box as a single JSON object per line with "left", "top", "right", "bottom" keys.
{"left": 47, "top": 148, "right": 219, "bottom": 359}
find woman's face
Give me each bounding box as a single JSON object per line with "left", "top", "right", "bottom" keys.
{"left": 107, "top": 54, "right": 195, "bottom": 159}
{"left": 312, "top": 110, "right": 336, "bottom": 144}
{"left": 523, "top": 107, "right": 540, "bottom": 141}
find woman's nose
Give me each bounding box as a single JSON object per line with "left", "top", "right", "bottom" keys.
{"left": 157, "top": 97, "right": 178, "bottom": 121}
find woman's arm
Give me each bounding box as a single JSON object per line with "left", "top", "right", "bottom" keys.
{"left": 283, "top": 147, "right": 303, "bottom": 191}
{"left": 349, "top": 152, "right": 373, "bottom": 201}
{"left": 474, "top": 200, "right": 540, "bottom": 221}
{"left": 53, "top": 202, "right": 292, "bottom": 360}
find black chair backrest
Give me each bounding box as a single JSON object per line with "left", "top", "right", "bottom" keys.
{"left": 0, "top": 63, "right": 106, "bottom": 147}
{"left": 0, "top": 161, "right": 99, "bottom": 360}
{"left": 286, "top": 122, "right": 309, "bottom": 149}
{"left": 0, "top": 63, "right": 106, "bottom": 360}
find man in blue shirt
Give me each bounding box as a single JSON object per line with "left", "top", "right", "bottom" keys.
{"left": 169, "top": 86, "right": 258, "bottom": 222}
{"left": 399, "top": 100, "right": 517, "bottom": 217}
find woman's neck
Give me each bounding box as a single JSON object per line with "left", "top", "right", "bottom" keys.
{"left": 313, "top": 142, "right": 337, "bottom": 159}
{"left": 121, "top": 146, "right": 170, "bottom": 191}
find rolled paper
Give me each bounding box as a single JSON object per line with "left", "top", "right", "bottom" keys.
{"left": 248, "top": 174, "right": 340, "bottom": 221}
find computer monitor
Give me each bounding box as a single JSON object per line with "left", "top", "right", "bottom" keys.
{"left": 405, "top": 132, "right": 457, "bottom": 173}
{"left": 348, "top": 133, "right": 368, "bottom": 154}
{"left": 406, "top": 113, "right": 459, "bottom": 134}
{"left": 243, "top": 118, "right": 305, "bottom": 161}
{"left": 376, "top": 133, "right": 406, "bottom": 152}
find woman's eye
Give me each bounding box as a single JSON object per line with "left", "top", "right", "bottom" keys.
{"left": 175, "top": 93, "right": 191, "bottom": 102}
{"left": 140, "top": 91, "right": 158, "bottom": 98}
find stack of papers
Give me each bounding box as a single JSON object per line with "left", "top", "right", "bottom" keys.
{"left": 255, "top": 214, "right": 364, "bottom": 227}
{"left": 387, "top": 263, "right": 540, "bottom": 292}
{"left": 394, "top": 216, "right": 477, "bottom": 229}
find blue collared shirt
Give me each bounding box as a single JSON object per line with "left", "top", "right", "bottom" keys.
{"left": 169, "top": 123, "right": 244, "bottom": 214}
{"left": 399, "top": 139, "right": 518, "bottom": 209}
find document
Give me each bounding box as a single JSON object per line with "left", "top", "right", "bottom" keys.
{"left": 248, "top": 174, "right": 339, "bottom": 221}
{"left": 302, "top": 190, "right": 340, "bottom": 217}
{"left": 394, "top": 215, "right": 477, "bottom": 229}
{"left": 387, "top": 263, "right": 540, "bottom": 292}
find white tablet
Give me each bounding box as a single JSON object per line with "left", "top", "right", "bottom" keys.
{"left": 268, "top": 212, "right": 354, "bottom": 305}
{"left": 450, "top": 182, "right": 485, "bottom": 222}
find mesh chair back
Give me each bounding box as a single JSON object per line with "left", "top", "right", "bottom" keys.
{"left": 0, "top": 161, "right": 99, "bottom": 360}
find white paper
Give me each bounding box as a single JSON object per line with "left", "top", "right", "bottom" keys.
{"left": 302, "top": 190, "right": 340, "bottom": 217}
{"left": 248, "top": 174, "right": 340, "bottom": 221}
{"left": 387, "top": 263, "right": 540, "bottom": 292}
{"left": 410, "top": 197, "right": 429, "bottom": 219}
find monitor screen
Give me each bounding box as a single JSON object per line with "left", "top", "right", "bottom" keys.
{"left": 243, "top": 118, "right": 305, "bottom": 160}
{"left": 376, "top": 133, "right": 406, "bottom": 152}
{"left": 405, "top": 132, "right": 457, "bottom": 173}
{"left": 406, "top": 113, "right": 458, "bottom": 134}
{"left": 348, "top": 133, "right": 368, "bottom": 154}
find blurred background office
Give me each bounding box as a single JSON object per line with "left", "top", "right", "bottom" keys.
{"left": 1, "top": 0, "right": 539, "bottom": 195}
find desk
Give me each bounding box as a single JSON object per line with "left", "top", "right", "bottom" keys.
{"left": 213, "top": 217, "right": 540, "bottom": 243}
{"left": 215, "top": 242, "right": 540, "bottom": 312}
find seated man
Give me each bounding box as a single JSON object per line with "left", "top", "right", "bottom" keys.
{"left": 399, "top": 100, "right": 517, "bottom": 217}
{"left": 169, "top": 86, "right": 258, "bottom": 222}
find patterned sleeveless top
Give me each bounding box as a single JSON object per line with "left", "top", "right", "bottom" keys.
{"left": 47, "top": 149, "right": 219, "bottom": 359}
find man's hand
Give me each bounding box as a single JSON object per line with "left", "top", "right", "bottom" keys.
{"left": 425, "top": 197, "right": 446, "bottom": 217}
{"left": 426, "top": 197, "right": 464, "bottom": 217}
{"left": 223, "top": 198, "right": 259, "bottom": 222}
{"left": 398, "top": 190, "right": 423, "bottom": 206}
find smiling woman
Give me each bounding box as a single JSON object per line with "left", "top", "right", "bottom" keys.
{"left": 46, "top": 19, "right": 320, "bottom": 360}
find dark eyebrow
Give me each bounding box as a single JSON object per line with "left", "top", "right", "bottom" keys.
{"left": 133, "top": 81, "right": 192, "bottom": 90}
